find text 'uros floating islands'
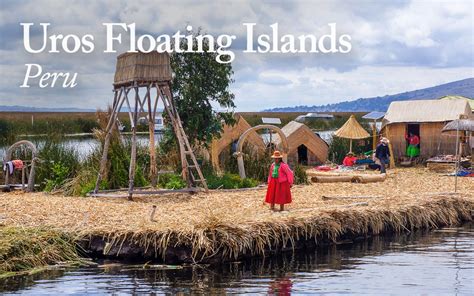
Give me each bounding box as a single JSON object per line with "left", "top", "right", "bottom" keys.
{"left": 20, "top": 22, "right": 352, "bottom": 88}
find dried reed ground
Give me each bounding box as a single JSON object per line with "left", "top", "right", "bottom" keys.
{"left": 1, "top": 168, "right": 473, "bottom": 262}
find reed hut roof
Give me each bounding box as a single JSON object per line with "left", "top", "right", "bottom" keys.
{"left": 114, "top": 52, "right": 172, "bottom": 88}
{"left": 334, "top": 115, "right": 369, "bottom": 139}
{"left": 274, "top": 121, "right": 328, "bottom": 159}
{"left": 383, "top": 99, "right": 472, "bottom": 125}
{"left": 442, "top": 118, "right": 474, "bottom": 132}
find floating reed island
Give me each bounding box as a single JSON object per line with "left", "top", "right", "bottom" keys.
{"left": 1, "top": 168, "right": 473, "bottom": 265}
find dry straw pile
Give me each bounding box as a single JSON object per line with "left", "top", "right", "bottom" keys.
{"left": 1, "top": 168, "right": 472, "bottom": 263}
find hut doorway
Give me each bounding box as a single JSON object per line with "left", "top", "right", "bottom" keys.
{"left": 407, "top": 124, "right": 420, "bottom": 137}
{"left": 406, "top": 123, "right": 421, "bottom": 159}
{"left": 297, "top": 144, "right": 308, "bottom": 165}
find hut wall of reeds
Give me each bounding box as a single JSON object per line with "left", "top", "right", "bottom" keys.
{"left": 275, "top": 121, "right": 328, "bottom": 166}
{"left": 381, "top": 99, "right": 472, "bottom": 158}
{"left": 113, "top": 52, "right": 172, "bottom": 88}
{"left": 210, "top": 115, "right": 265, "bottom": 171}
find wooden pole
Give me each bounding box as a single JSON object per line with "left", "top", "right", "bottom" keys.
{"left": 454, "top": 127, "right": 459, "bottom": 192}
{"left": 94, "top": 88, "right": 125, "bottom": 193}
{"left": 372, "top": 120, "right": 377, "bottom": 151}
{"left": 159, "top": 85, "right": 189, "bottom": 186}
{"left": 386, "top": 125, "right": 396, "bottom": 168}
{"left": 236, "top": 153, "right": 246, "bottom": 179}
{"left": 349, "top": 139, "right": 353, "bottom": 153}
{"left": 21, "top": 167, "right": 25, "bottom": 190}
{"left": 127, "top": 86, "right": 139, "bottom": 200}
{"left": 146, "top": 85, "right": 158, "bottom": 187}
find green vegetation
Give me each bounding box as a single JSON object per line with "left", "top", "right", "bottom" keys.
{"left": 207, "top": 173, "right": 259, "bottom": 189}
{"left": 293, "top": 164, "right": 309, "bottom": 185}
{"left": 171, "top": 29, "right": 236, "bottom": 146}
{"left": 157, "top": 173, "right": 186, "bottom": 189}
{"left": 0, "top": 226, "right": 84, "bottom": 278}
{"left": 0, "top": 120, "right": 14, "bottom": 143}
{"left": 36, "top": 141, "right": 81, "bottom": 192}
{"left": 0, "top": 112, "right": 145, "bottom": 144}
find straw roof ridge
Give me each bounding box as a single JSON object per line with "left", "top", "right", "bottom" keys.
{"left": 275, "top": 121, "right": 328, "bottom": 146}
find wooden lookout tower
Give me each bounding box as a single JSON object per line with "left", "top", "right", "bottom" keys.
{"left": 93, "top": 52, "right": 207, "bottom": 200}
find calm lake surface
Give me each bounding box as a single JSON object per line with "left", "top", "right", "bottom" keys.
{"left": 2, "top": 223, "right": 473, "bottom": 295}
{"left": 0, "top": 134, "right": 163, "bottom": 160}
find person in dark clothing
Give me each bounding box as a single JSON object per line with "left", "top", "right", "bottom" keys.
{"left": 375, "top": 137, "right": 390, "bottom": 174}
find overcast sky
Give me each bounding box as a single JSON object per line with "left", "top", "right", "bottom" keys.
{"left": 0, "top": 0, "right": 473, "bottom": 111}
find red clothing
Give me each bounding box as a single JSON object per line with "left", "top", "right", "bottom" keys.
{"left": 405, "top": 134, "right": 420, "bottom": 145}
{"left": 267, "top": 162, "right": 294, "bottom": 185}
{"left": 342, "top": 156, "right": 357, "bottom": 166}
{"left": 265, "top": 178, "right": 292, "bottom": 205}
{"left": 265, "top": 162, "right": 293, "bottom": 205}
{"left": 11, "top": 159, "right": 24, "bottom": 170}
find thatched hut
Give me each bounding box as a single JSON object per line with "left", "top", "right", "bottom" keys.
{"left": 334, "top": 115, "right": 370, "bottom": 152}
{"left": 274, "top": 121, "right": 328, "bottom": 165}
{"left": 210, "top": 115, "right": 265, "bottom": 171}
{"left": 381, "top": 99, "right": 472, "bottom": 158}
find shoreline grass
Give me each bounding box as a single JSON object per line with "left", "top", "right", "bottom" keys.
{"left": 0, "top": 226, "right": 88, "bottom": 278}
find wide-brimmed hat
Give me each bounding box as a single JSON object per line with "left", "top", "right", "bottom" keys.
{"left": 380, "top": 137, "right": 390, "bottom": 144}
{"left": 271, "top": 150, "right": 283, "bottom": 159}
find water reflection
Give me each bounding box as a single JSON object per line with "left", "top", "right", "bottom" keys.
{"left": 2, "top": 223, "right": 473, "bottom": 295}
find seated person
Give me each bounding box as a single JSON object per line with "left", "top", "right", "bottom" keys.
{"left": 342, "top": 152, "right": 358, "bottom": 166}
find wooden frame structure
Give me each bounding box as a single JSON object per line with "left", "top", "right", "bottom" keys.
{"left": 92, "top": 52, "right": 207, "bottom": 200}
{"left": 210, "top": 114, "right": 265, "bottom": 173}
{"left": 234, "top": 125, "right": 289, "bottom": 179}
{"left": 3, "top": 140, "right": 37, "bottom": 192}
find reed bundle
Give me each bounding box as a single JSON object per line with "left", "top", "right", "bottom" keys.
{"left": 0, "top": 168, "right": 472, "bottom": 263}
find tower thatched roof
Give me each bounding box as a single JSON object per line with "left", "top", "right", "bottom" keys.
{"left": 334, "top": 115, "right": 369, "bottom": 139}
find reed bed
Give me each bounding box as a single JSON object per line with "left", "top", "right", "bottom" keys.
{"left": 0, "top": 226, "right": 83, "bottom": 276}
{"left": 0, "top": 168, "right": 472, "bottom": 263}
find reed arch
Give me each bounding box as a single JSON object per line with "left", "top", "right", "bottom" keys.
{"left": 3, "top": 140, "right": 37, "bottom": 191}
{"left": 235, "top": 125, "right": 289, "bottom": 179}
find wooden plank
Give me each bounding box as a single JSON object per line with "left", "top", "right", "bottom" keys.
{"left": 89, "top": 188, "right": 200, "bottom": 198}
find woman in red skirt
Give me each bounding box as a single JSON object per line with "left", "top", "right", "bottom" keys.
{"left": 265, "top": 151, "right": 294, "bottom": 211}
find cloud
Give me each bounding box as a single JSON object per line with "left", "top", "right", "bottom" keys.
{"left": 0, "top": 0, "right": 472, "bottom": 111}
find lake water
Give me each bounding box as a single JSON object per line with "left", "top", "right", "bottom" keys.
{"left": 2, "top": 223, "right": 473, "bottom": 295}
{"left": 0, "top": 134, "right": 163, "bottom": 160}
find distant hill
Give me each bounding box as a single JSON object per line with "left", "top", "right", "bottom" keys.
{"left": 264, "top": 77, "right": 474, "bottom": 112}
{"left": 0, "top": 105, "right": 96, "bottom": 112}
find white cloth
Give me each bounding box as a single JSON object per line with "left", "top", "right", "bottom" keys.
{"left": 3, "top": 161, "right": 14, "bottom": 175}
